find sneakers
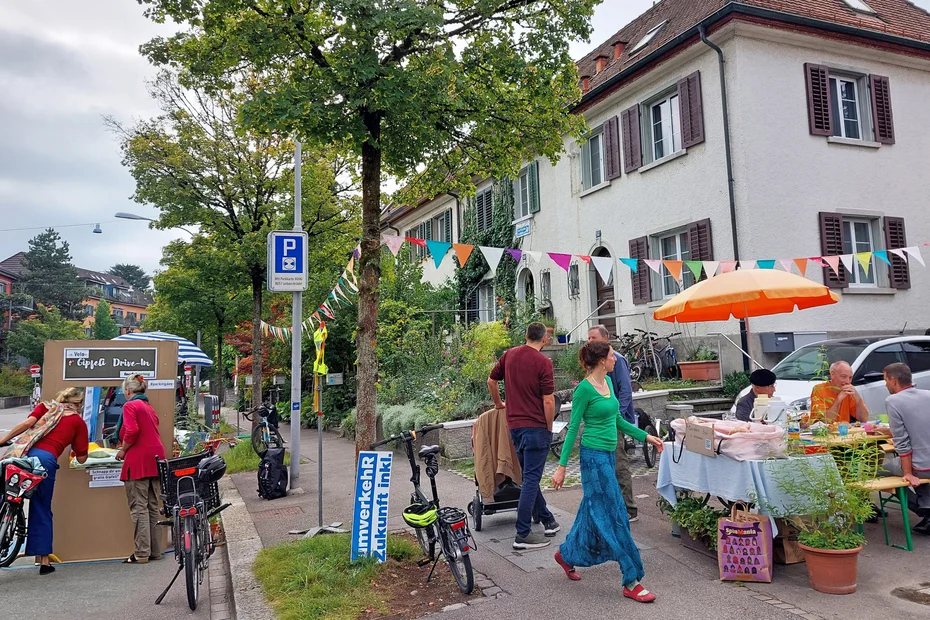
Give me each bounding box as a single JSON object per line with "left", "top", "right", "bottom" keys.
{"left": 543, "top": 519, "right": 561, "bottom": 536}
{"left": 513, "top": 531, "right": 552, "bottom": 549}
{"left": 628, "top": 514, "right": 640, "bottom": 523}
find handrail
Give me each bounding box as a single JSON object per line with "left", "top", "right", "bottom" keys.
{"left": 564, "top": 300, "right": 618, "bottom": 340}
{"left": 710, "top": 332, "right": 764, "bottom": 370}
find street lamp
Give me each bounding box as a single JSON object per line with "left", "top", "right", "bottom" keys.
{"left": 114, "top": 212, "right": 195, "bottom": 237}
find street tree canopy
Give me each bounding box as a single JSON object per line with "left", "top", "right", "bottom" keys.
{"left": 139, "top": 0, "right": 596, "bottom": 454}
{"left": 92, "top": 299, "right": 120, "bottom": 340}
{"left": 108, "top": 264, "right": 151, "bottom": 291}
{"left": 8, "top": 305, "right": 86, "bottom": 365}
{"left": 19, "top": 229, "right": 86, "bottom": 320}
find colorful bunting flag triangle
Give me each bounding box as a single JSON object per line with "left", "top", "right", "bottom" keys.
{"left": 507, "top": 249, "right": 522, "bottom": 263}
{"left": 702, "top": 261, "right": 720, "bottom": 278}
{"left": 904, "top": 246, "right": 925, "bottom": 266}
{"left": 740, "top": 260, "right": 757, "bottom": 270}
{"left": 793, "top": 258, "right": 809, "bottom": 278}
{"left": 778, "top": 259, "right": 794, "bottom": 273}
{"left": 524, "top": 251, "right": 542, "bottom": 263}
{"left": 548, "top": 252, "right": 573, "bottom": 272}
{"left": 577, "top": 255, "right": 591, "bottom": 264}
{"left": 684, "top": 260, "right": 704, "bottom": 281}
{"left": 382, "top": 234, "right": 404, "bottom": 256}
{"left": 663, "top": 260, "right": 683, "bottom": 282}
{"left": 425, "top": 240, "right": 451, "bottom": 268}
{"left": 757, "top": 260, "right": 776, "bottom": 270}
{"left": 479, "top": 246, "right": 505, "bottom": 273}
{"left": 823, "top": 255, "right": 841, "bottom": 277}
{"left": 406, "top": 236, "right": 426, "bottom": 248}
{"left": 620, "top": 258, "right": 639, "bottom": 273}
{"left": 839, "top": 254, "right": 855, "bottom": 276}
{"left": 719, "top": 260, "right": 738, "bottom": 274}
{"left": 453, "top": 243, "right": 474, "bottom": 267}
{"left": 855, "top": 252, "right": 872, "bottom": 276}
{"left": 591, "top": 256, "right": 614, "bottom": 283}
{"left": 644, "top": 259, "right": 663, "bottom": 275}
{"left": 873, "top": 250, "right": 891, "bottom": 266}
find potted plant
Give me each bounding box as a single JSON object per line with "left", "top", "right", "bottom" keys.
{"left": 678, "top": 343, "right": 720, "bottom": 381}
{"left": 658, "top": 492, "right": 727, "bottom": 558}
{"left": 555, "top": 329, "right": 571, "bottom": 345}
{"left": 768, "top": 448, "right": 875, "bottom": 594}
{"left": 541, "top": 319, "right": 556, "bottom": 346}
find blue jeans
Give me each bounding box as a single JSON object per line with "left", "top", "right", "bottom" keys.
{"left": 510, "top": 427, "right": 554, "bottom": 538}
{"left": 25, "top": 448, "right": 59, "bottom": 556}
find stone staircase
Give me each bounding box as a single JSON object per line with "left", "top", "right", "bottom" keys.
{"left": 665, "top": 385, "right": 734, "bottom": 420}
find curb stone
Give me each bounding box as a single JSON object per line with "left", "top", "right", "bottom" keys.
{"left": 209, "top": 541, "right": 235, "bottom": 620}
{"left": 741, "top": 584, "right": 823, "bottom": 620}
{"left": 219, "top": 476, "right": 274, "bottom": 620}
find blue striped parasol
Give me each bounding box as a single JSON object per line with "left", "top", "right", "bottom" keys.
{"left": 112, "top": 331, "right": 213, "bottom": 366}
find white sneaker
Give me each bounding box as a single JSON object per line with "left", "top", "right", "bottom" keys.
{"left": 628, "top": 514, "right": 640, "bottom": 523}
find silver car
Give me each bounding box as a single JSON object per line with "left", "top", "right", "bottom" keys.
{"left": 731, "top": 336, "right": 930, "bottom": 418}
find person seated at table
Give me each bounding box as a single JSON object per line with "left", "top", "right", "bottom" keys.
{"left": 735, "top": 369, "right": 776, "bottom": 422}
{"left": 880, "top": 363, "right": 930, "bottom": 534}
{"left": 809, "top": 361, "right": 869, "bottom": 424}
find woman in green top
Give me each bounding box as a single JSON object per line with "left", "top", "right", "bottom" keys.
{"left": 551, "top": 341, "right": 664, "bottom": 603}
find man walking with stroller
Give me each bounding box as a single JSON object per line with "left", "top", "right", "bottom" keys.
{"left": 488, "top": 322, "right": 560, "bottom": 549}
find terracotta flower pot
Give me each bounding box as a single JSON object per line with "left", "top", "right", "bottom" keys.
{"left": 798, "top": 543, "right": 862, "bottom": 594}
{"left": 678, "top": 360, "right": 720, "bottom": 381}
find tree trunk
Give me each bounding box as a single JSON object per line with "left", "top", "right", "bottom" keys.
{"left": 251, "top": 271, "right": 263, "bottom": 430}
{"left": 355, "top": 121, "right": 383, "bottom": 459}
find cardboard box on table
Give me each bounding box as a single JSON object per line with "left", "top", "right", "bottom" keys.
{"left": 42, "top": 340, "right": 178, "bottom": 562}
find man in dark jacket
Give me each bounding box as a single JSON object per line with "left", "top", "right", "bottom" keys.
{"left": 735, "top": 369, "right": 777, "bottom": 422}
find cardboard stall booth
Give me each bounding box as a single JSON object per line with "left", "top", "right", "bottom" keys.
{"left": 42, "top": 339, "right": 178, "bottom": 562}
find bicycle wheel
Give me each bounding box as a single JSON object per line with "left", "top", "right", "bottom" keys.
{"left": 183, "top": 517, "right": 200, "bottom": 611}
{"left": 629, "top": 361, "right": 644, "bottom": 382}
{"left": 415, "top": 524, "right": 436, "bottom": 559}
{"left": 0, "top": 502, "right": 25, "bottom": 568}
{"left": 642, "top": 350, "right": 662, "bottom": 379}
{"left": 269, "top": 426, "right": 284, "bottom": 449}
{"left": 643, "top": 424, "right": 659, "bottom": 468}
{"left": 251, "top": 425, "right": 269, "bottom": 455}
{"left": 441, "top": 526, "right": 474, "bottom": 594}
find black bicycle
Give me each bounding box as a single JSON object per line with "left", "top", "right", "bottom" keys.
{"left": 242, "top": 399, "right": 283, "bottom": 455}
{"left": 155, "top": 450, "right": 230, "bottom": 611}
{"left": 370, "top": 424, "right": 475, "bottom": 594}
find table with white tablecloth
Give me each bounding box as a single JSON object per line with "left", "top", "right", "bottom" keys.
{"left": 656, "top": 442, "right": 839, "bottom": 534}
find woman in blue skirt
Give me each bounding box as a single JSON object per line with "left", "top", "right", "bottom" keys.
{"left": 551, "top": 341, "right": 664, "bottom": 603}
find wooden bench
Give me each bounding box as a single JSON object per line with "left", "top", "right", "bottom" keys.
{"left": 854, "top": 477, "right": 930, "bottom": 551}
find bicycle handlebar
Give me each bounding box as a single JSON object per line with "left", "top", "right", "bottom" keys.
{"left": 368, "top": 424, "right": 444, "bottom": 450}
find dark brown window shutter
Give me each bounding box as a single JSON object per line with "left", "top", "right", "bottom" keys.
{"left": 629, "top": 236, "right": 651, "bottom": 304}
{"left": 883, "top": 216, "right": 910, "bottom": 289}
{"left": 818, "top": 212, "right": 847, "bottom": 288}
{"left": 603, "top": 116, "right": 622, "bottom": 180}
{"left": 805, "top": 63, "right": 833, "bottom": 137}
{"left": 621, "top": 105, "right": 642, "bottom": 173}
{"left": 687, "top": 219, "right": 714, "bottom": 280}
{"left": 677, "top": 71, "right": 705, "bottom": 148}
{"left": 869, "top": 75, "right": 895, "bottom": 145}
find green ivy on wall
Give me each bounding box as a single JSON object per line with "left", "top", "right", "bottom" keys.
{"left": 456, "top": 179, "right": 519, "bottom": 320}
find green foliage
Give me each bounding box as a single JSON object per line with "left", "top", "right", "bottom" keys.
{"left": 641, "top": 379, "right": 709, "bottom": 391}
{"left": 339, "top": 410, "right": 356, "bottom": 438}
{"left": 8, "top": 305, "right": 85, "bottom": 365}
{"left": 657, "top": 492, "right": 728, "bottom": 551}
{"left": 0, "top": 367, "right": 32, "bottom": 398}
{"left": 381, "top": 403, "right": 431, "bottom": 439}
{"left": 766, "top": 444, "right": 877, "bottom": 550}
{"left": 460, "top": 322, "right": 510, "bottom": 387}
{"left": 253, "top": 533, "right": 419, "bottom": 620}
{"left": 813, "top": 345, "right": 831, "bottom": 382}
{"left": 688, "top": 343, "right": 719, "bottom": 362}
{"left": 222, "top": 439, "right": 290, "bottom": 475}
{"left": 552, "top": 344, "right": 585, "bottom": 392}
{"left": 722, "top": 371, "right": 751, "bottom": 398}
{"left": 107, "top": 264, "right": 151, "bottom": 291}
{"left": 18, "top": 229, "right": 86, "bottom": 319}
{"left": 92, "top": 299, "right": 120, "bottom": 340}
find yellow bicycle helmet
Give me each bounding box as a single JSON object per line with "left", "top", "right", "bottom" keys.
{"left": 403, "top": 502, "right": 438, "bottom": 528}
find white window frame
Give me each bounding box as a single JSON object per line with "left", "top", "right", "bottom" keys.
{"left": 645, "top": 92, "right": 682, "bottom": 163}
{"left": 829, "top": 75, "right": 864, "bottom": 141}
{"left": 580, "top": 127, "right": 605, "bottom": 191}
{"left": 432, "top": 209, "right": 452, "bottom": 243}
{"left": 514, "top": 167, "right": 531, "bottom": 221}
{"left": 653, "top": 230, "right": 695, "bottom": 299}
{"left": 478, "top": 283, "right": 496, "bottom": 323}
{"left": 842, "top": 217, "right": 879, "bottom": 288}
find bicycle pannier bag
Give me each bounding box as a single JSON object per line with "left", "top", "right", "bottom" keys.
{"left": 257, "top": 447, "right": 288, "bottom": 500}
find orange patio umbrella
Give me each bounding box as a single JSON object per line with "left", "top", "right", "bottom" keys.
{"left": 653, "top": 269, "right": 840, "bottom": 323}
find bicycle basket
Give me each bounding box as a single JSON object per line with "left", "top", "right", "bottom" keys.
{"left": 402, "top": 502, "right": 438, "bottom": 528}
{"left": 3, "top": 462, "right": 45, "bottom": 500}
{"left": 157, "top": 451, "right": 221, "bottom": 513}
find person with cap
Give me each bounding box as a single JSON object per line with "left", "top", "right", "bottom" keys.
{"left": 734, "top": 369, "right": 777, "bottom": 423}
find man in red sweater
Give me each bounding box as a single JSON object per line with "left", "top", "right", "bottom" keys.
{"left": 488, "top": 322, "right": 559, "bottom": 549}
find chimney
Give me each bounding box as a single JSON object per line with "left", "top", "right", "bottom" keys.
{"left": 613, "top": 41, "right": 626, "bottom": 60}
{"left": 581, "top": 75, "right": 591, "bottom": 93}
{"left": 594, "top": 55, "right": 609, "bottom": 74}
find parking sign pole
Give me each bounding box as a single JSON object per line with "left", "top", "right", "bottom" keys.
{"left": 290, "top": 141, "right": 303, "bottom": 485}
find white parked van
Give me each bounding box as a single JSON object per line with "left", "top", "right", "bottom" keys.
{"left": 730, "top": 336, "right": 930, "bottom": 418}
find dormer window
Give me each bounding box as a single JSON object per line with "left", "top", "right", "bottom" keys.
{"left": 842, "top": 0, "right": 875, "bottom": 14}
{"left": 629, "top": 21, "right": 667, "bottom": 55}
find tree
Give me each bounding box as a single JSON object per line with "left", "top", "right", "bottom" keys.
{"left": 8, "top": 305, "right": 86, "bottom": 365}
{"left": 92, "top": 299, "right": 120, "bottom": 340}
{"left": 19, "top": 229, "right": 86, "bottom": 319}
{"left": 140, "top": 0, "right": 594, "bottom": 455}
{"left": 108, "top": 264, "right": 151, "bottom": 291}
{"left": 108, "top": 71, "right": 357, "bottom": 413}
{"left": 147, "top": 235, "right": 250, "bottom": 400}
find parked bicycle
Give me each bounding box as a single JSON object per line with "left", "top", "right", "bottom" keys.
{"left": 654, "top": 331, "right": 682, "bottom": 380}
{"left": 242, "top": 399, "right": 283, "bottom": 456}
{"left": 370, "top": 424, "right": 475, "bottom": 594}
{"left": 0, "top": 451, "right": 46, "bottom": 567}
{"left": 155, "top": 449, "right": 230, "bottom": 611}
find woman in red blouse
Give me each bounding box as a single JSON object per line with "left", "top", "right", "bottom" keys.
{"left": 115, "top": 374, "right": 166, "bottom": 564}
{"left": 0, "top": 388, "right": 89, "bottom": 574}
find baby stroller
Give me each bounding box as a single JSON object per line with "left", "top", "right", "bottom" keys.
{"left": 467, "top": 394, "right": 564, "bottom": 532}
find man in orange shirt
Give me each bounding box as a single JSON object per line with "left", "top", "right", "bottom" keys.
{"left": 810, "top": 361, "right": 869, "bottom": 423}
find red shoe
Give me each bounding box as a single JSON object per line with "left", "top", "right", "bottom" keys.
{"left": 623, "top": 583, "right": 656, "bottom": 603}
{"left": 554, "top": 550, "right": 581, "bottom": 581}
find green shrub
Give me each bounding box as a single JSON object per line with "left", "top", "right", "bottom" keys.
{"left": 0, "top": 367, "right": 32, "bottom": 398}
{"left": 552, "top": 344, "right": 584, "bottom": 392}
{"left": 460, "top": 321, "right": 511, "bottom": 388}
{"left": 380, "top": 403, "right": 431, "bottom": 438}
{"left": 339, "top": 410, "right": 356, "bottom": 437}
{"left": 722, "top": 370, "right": 751, "bottom": 398}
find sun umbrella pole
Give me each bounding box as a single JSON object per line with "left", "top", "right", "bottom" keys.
{"left": 743, "top": 302, "right": 756, "bottom": 370}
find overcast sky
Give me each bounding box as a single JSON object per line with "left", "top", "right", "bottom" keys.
{"left": 2, "top": 1, "right": 928, "bottom": 277}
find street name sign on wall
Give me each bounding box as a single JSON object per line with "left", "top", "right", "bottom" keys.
{"left": 267, "top": 230, "right": 309, "bottom": 292}
{"left": 63, "top": 348, "right": 157, "bottom": 381}
{"left": 351, "top": 451, "right": 392, "bottom": 562}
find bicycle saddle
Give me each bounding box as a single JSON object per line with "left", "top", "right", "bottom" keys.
{"left": 418, "top": 445, "right": 440, "bottom": 458}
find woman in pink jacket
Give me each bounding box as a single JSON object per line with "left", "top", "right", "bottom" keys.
{"left": 115, "top": 374, "right": 166, "bottom": 564}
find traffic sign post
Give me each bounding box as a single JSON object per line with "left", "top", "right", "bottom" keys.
{"left": 30, "top": 364, "right": 41, "bottom": 378}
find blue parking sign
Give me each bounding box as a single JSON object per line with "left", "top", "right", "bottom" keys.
{"left": 267, "top": 231, "right": 309, "bottom": 292}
